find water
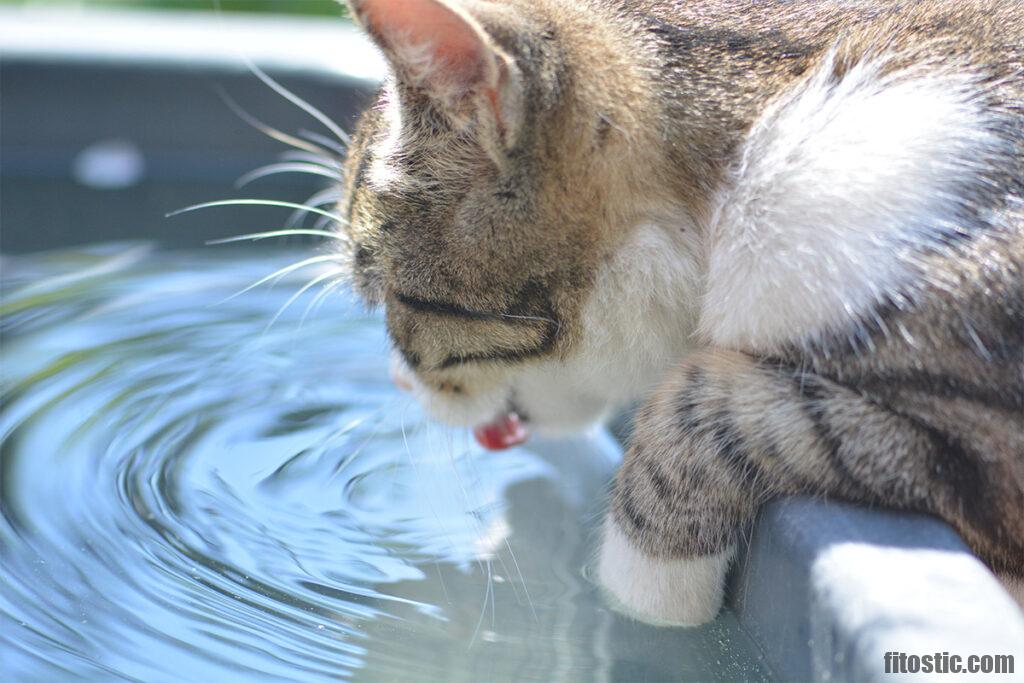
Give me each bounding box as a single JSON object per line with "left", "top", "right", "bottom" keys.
{"left": 0, "top": 243, "right": 772, "bottom": 682}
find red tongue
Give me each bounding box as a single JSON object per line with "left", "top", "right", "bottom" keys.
{"left": 473, "top": 412, "right": 528, "bottom": 451}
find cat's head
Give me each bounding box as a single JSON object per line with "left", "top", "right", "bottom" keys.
{"left": 339, "top": 0, "right": 701, "bottom": 446}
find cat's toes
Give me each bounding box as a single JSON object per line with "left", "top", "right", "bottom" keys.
{"left": 596, "top": 518, "right": 733, "bottom": 626}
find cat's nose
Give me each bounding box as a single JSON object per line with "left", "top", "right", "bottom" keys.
{"left": 389, "top": 349, "right": 415, "bottom": 392}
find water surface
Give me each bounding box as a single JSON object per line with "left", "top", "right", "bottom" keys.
{"left": 0, "top": 244, "right": 771, "bottom": 681}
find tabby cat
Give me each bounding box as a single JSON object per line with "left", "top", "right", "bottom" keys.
{"left": 336, "top": 0, "right": 1023, "bottom": 624}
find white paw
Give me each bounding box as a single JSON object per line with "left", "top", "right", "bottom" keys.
{"left": 596, "top": 518, "right": 734, "bottom": 626}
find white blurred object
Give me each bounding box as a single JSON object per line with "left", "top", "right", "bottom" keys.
{"left": 0, "top": 6, "right": 386, "bottom": 82}
{"left": 73, "top": 139, "right": 145, "bottom": 190}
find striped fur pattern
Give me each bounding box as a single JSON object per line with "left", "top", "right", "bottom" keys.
{"left": 340, "top": 0, "right": 1024, "bottom": 624}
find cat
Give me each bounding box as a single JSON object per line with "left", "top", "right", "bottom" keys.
{"left": 334, "top": 0, "right": 1024, "bottom": 624}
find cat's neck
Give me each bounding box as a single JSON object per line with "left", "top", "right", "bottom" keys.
{"left": 636, "top": 11, "right": 830, "bottom": 224}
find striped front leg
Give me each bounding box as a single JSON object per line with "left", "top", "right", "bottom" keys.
{"left": 597, "top": 349, "right": 980, "bottom": 625}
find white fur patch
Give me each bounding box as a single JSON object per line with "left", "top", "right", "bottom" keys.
{"left": 597, "top": 517, "right": 734, "bottom": 626}
{"left": 367, "top": 82, "right": 405, "bottom": 191}
{"left": 395, "top": 220, "right": 703, "bottom": 432}
{"left": 702, "top": 53, "right": 1001, "bottom": 351}
{"left": 512, "top": 220, "right": 702, "bottom": 434}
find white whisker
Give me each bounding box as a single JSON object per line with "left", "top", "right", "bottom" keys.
{"left": 280, "top": 150, "right": 342, "bottom": 169}
{"left": 302, "top": 277, "right": 350, "bottom": 323}
{"left": 263, "top": 269, "right": 340, "bottom": 333}
{"left": 306, "top": 188, "right": 343, "bottom": 206}
{"left": 327, "top": 408, "right": 391, "bottom": 482}
{"left": 313, "top": 212, "right": 342, "bottom": 232}
{"left": 167, "top": 199, "right": 347, "bottom": 225}
{"left": 299, "top": 129, "right": 349, "bottom": 157}
{"left": 397, "top": 403, "right": 479, "bottom": 574}
{"left": 498, "top": 312, "right": 559, "bottom": 327}
{"left": 217, "top": 87, "right": 329, "bottom": 156}
{"left": 236, "top": 163, "right": 342, "bottom": 188}
{"left": 501, "top": 536, "right": 538, "bottom": 623}
{"left": 245, "top": 59, "right": 352, "bottom": 146}
{"left": 287, "top": 189, "right": 343, "bottom": 228}
{"left": 206, "top": 229, "right": 344, "bottom": 245}
{"left": 470, "top": 559, "right": 494, "bottom": 649}
{"left": 456, "top": 439, "right": 538, "bottom": 623}
{"left": 217, "top": 254, "right": 341, "bottom": 304}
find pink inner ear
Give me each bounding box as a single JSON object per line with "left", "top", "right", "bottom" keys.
{"left": 360, "top": 0, "right": 488, "bottom": 87}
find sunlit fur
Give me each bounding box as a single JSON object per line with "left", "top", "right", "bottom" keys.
{"left": 339, "top": 0, "right": 1024, "bottom": 624}
{"left": 703, "top": 53, "right": 1010, "bottom": 351}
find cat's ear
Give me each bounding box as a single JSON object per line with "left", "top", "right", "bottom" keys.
{"left": 348, "top": 0, "right": 522, "bottom": 147}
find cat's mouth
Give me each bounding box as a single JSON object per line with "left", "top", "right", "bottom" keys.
{"left": 473, "top": 411, "right": 529, "bottom": 451}
{"left": 390, "top": 349, "right": 532, "bottom": 450}
{"left": 473, "top": 396, "right": 531, "bottom": 450}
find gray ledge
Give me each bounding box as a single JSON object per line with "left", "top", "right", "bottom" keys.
{"left": 729, "top": 498, "right": 1024, "bottom": 681}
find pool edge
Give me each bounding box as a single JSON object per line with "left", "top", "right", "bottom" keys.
{"left": 728, "top": 498, "right": 1024, "bottom": 681}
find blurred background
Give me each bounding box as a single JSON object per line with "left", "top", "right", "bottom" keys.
{"left": 0, "top": 0, "right": 345, "bottom": 16}
{"left": 0, "top": 0, "right": 380, "bottom": 254}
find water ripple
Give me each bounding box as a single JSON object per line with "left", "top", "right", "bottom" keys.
{"left": 0, "top": 244, "right": 772, "bottom": 682}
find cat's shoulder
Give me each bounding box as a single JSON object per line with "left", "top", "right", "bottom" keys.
{"left": 699, "top": 38, "right": 1022, "bottom": 351}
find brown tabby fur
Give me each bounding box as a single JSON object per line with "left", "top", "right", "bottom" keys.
{"left": 338, "top": 0, "right": 1024, "bottom": 586}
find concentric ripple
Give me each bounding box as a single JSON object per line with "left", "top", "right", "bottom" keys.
{"left": 0, "top": 244, "right": 771, "bottom": 682}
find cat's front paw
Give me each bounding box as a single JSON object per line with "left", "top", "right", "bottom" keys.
{"left": 596, "top": 518, "right": 734, "bottom": 626}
